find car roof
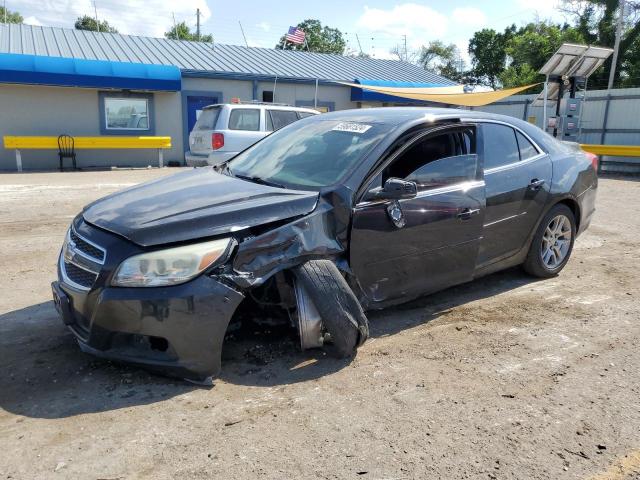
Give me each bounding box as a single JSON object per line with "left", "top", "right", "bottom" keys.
{"left": 305, "top": 107, "right": 562, "bottom": 153}
{"left": 203, "top": 103, "right": 319, "bottom": 113}
{"left": 307, "top": 106, "right": 513, "bottom": 125}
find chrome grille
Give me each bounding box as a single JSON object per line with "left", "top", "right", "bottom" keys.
{"left": 63, "top": 261, "right": 98, "bottom": 289}
{"left": 69, "top": 229, "right": 105, "bottom": 263}
{"left": 60, "top": 227, "right": 106, "bottom": 291}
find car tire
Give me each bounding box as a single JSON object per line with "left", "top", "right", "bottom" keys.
{"left": 293, "top": 260, "right": 369, "bottom": 358}
{"left": 523, "top": 203, "right": 576, "bottom": 278}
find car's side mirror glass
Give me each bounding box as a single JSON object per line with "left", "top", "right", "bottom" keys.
{"left": 377, "top": 177, "right": 417, "bottom": 200}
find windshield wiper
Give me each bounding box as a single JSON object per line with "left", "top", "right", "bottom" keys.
{"left": 233, "top": 174, "right": 286, "bottom": 189}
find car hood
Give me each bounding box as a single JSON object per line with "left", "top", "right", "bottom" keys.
{"left": 82, "top": 168, "right": 319, "bottom": 247}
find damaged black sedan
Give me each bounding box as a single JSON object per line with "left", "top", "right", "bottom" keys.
{"left": 52, "top": 108, "right": 598, "bottom": 383}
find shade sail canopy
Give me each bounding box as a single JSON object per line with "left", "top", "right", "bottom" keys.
{"left": 350, "top": 79, "right": 463, "bottom": 102}
{"left": 0, "top": 53, "right": 181, "bottom": 91}
{"left": 340, "top": 81, "right": 539, "bottom": 107}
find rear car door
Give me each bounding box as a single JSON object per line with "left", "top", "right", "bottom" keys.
{"left": 223, "top": 108, "right": 267, "bottom": 152}
{"left": 478, "top": 122, "right": 552, "bottom": 266}
{"left": 350, "top": 126, "right": 485, "bottom": 305}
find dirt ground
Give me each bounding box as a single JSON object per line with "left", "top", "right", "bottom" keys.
{"left": 1, "top": 169, "right": 639, "bottom": 480}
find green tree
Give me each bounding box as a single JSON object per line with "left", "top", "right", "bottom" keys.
{"left": 276, "top": 19, "right": 346, "bottom": 54}
{"left": 417, "top": 41, "right": 468, "bottom": 82}
{"left": 468, "top": 26, "right": 515, "bottom": 89}
{"left": 500, "top": 22, "right": 584, "bottom": 87}
{"left": 74, "top": 15, "right": 118, "bottom": 33}
{"left": 621, "top": 34, "right": 640, "bottom": 86}
{"left": 498, "top": 64, "right": 539, "bottom": 88}
{"left": 468, "top": 22, "right": 584, "bottom": 89}
{"left": 506, "top": 22, "right": 584, "bottom": 72}
{"left": 419, "top": 41, "right": 457, "bottom": 71}
{"left": 561, "top": 0, "right": 640, "bottom": 87}
{"left": 0, "top": 6, "right": 23, "bottom": 23}
{"left": 164, "top": 21, "right": 213, "bottom": 42}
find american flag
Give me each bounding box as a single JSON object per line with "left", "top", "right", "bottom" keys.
{"left": 285, "top": 26, "right": 306, "bottom": 45}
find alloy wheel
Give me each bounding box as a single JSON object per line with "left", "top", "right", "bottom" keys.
{"left": 540, "top": 214, "right": 572, "bottom": 269}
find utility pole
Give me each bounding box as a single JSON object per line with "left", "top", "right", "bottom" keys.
{"left": 196, "top": 8, "right": 201, "bottom": 41}
{"left": 238, "top": 21, "right": 248, "bottom": 47}
{"left": 355, "top": 33, "right": 363, "bottom": 55}
{"left": 93, "top": 1, "right": 100, "bottom": 33}
{"left": 608, "top": 0, "right": 625, "bottom": 90}
{"left": 403, "top": 34, "right": 408, "bottom": 62}
{"left": 172, "top": 13, "right": 179, "bottom": 40}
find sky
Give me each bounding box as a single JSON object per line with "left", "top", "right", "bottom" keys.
{"left": 11, "top": 0, "right": 569, "bottom": 64}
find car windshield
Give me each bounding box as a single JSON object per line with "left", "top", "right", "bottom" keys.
{"left": 226, "top": 118, "right": 386, "bottom": 189}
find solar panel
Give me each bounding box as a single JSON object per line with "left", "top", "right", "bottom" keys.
{"left": 533, "top": 43, "right": 613, "bottom": 106}
{"left": 538, "top": 44, "right": 612, "bottom": 77}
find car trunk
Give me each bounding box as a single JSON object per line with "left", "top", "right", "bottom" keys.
{"left": 189, "top": 107, "right": 221, "bottom": 155}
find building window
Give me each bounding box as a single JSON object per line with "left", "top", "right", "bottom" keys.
{"left": 99, "top": 92, "right": 155, "bottom": 135}
{"left": 262, "top": 91, "right": 274, "bottom": 103}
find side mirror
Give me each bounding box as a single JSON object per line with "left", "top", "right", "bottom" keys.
{"left": 380, "top": 177, "right": 417, "bottom": 200}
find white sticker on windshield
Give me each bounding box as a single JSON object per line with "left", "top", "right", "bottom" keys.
{"left": 332, "top": 122, "right": 372, "bottom": 134}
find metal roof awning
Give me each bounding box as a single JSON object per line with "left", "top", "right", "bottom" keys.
{"left": 342, "top": 80, "right": 538, "bottom": 107}
{"left": 0, "top": 53, "right": 181, "bottom": 91}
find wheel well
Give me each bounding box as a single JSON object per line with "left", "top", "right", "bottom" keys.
{"left": 223, "top": 273, "right": 295, "bottom": 338}
{"left": 556, "top": 198, "right": 581, "bottom": 231}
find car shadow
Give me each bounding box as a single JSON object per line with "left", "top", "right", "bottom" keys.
{"left": 219, "top": 266, "right": 541, "bottom": 387}
{"left": 0, "top": 300, "right": 197, "bottom": 419}
{"left": 0, "top": 267, "right": 539, "bottom": 419}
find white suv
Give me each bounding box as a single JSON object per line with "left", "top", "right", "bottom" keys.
{"left": 185, "top": 103, "right": 320, "bottom": 166}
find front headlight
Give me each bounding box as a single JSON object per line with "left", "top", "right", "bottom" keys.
{"left": 111, "top": 238, "right": 231, "bottom": 287}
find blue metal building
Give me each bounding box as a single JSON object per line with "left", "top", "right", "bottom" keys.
{"left": 0, "top": 23, "right": 454, "bottom": 170}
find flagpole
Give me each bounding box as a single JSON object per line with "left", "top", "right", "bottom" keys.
{"left": 314, "top": 78, "right": 318, "bottom": 109}
{"left": 273, "top": 76, "right": 278, "bottom": 102}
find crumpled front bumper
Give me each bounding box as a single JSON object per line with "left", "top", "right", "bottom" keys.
{"left": 53, "top": 271, "right": 244, "bottom": 383}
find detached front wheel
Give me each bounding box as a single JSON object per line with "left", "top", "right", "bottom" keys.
{"left": 293, "top": 260, "right": 369, "bottom": 357}
{"left": 523, "top": 204, "right": 576, "bottom": 278}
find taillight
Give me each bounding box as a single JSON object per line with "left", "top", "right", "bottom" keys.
{"left": 584, "top": 151, "right": 598, "bottom": 172}
{"left": 211, "top": 133, "right": 224, "bottom": 150}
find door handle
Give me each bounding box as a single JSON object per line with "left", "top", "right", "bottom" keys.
{"left": 529, "top": 178, "right": 545, "bottom": 190}
{"left": 457, "top": 208, "right": 480, "bottom": 220}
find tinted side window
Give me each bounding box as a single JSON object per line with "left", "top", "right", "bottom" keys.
{"left": 482, "top": 124, "right": 519, "bottom": 170}
{"left": 385, "top": 128, "right": 478, "bottom": 189}
{"left": 228, "top": 109, "right": 260, "bottom": 131}
{"left": 298, "top": 112, "right": 315, "bottom": 119}
{"left": 269, "top": 110, "right": 299, "bottom": 131}
{"left": 516, "top": 131, "right": 539, "bottom": 160}
{"left": 406, "top": 154, "right": 478, "bottom": 189}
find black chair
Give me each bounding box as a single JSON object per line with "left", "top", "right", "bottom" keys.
{"left": 57, "top": 134, "right": 77, "bottom": 171}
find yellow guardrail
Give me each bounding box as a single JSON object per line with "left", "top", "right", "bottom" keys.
{"left": 579, "top": 144, "right": 640, "bottom": 158}
{"left": 3, "top": 136, "right": 171, "bottom": 149}
{"left": 3, "top": 136, "right": 172, "bottom": 171}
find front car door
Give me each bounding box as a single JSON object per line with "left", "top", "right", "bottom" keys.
{"left": 350, "top": 125, "right": 485, "bottom": 306}
{"left": 478, "top": 122, "right": 552, "bottom": 267}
